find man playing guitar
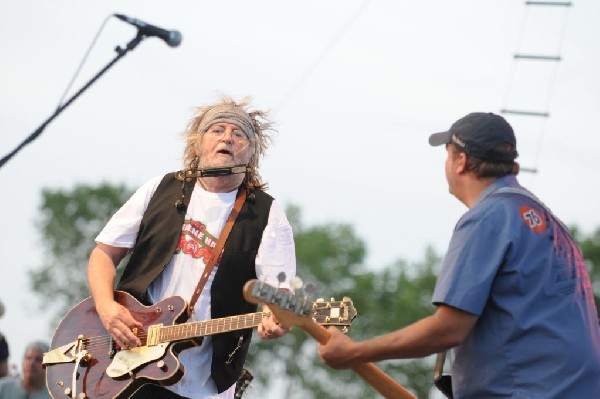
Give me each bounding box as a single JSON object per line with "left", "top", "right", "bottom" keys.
{"left": 87, "top": 96, "right": 295, "bottom": 398}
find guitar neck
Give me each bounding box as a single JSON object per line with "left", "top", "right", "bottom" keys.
{"left": 300, "top": 322, "right": 416, "bottom": 399}
{"left": 158, "top": 312, "right": 268, "bottom": 342}
{"left": 240, "top": 280, "right": 407, "bottom": 398}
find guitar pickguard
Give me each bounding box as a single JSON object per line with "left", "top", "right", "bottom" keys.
{"left": 107, "top": 342, "right": 170, "bottom": 378}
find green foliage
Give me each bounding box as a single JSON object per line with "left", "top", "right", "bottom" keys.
{"left": 572, "top": 226, "right": 600, "bottom": 314}
{"left": 349, "top": 246, "right": 441, "bottom": 398}
{"left": 28, "top": 183, "right": 132, "bottom": 324}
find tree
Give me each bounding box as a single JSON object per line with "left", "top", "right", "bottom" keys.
{"left": 572, "top": 226, "right": 600, "bottom": 314}
{"left": 29, "top": 183, "right": 132, "bottom": 325}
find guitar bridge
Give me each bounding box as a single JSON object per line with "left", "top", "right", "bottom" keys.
{"left": 42, "top": 335, "right": 89, "bottom": 366}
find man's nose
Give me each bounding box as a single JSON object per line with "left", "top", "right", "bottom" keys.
{"left": 220, "top": 129, "right": 234, "bottom": 142}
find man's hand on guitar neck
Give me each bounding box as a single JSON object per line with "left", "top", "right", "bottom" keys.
{"left": 258, "top": 305, "right": 291, "bottom": 340}
{"left": 317, "top": 327, "right": 361, "bottom": 369}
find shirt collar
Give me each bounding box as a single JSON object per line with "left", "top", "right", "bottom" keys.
{"left": 474, "top": 175, "right": 520, "bottom": 207}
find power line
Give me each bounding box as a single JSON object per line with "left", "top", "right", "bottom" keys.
{"left": 275, "top": 0, "right": 373, "bottom": 111}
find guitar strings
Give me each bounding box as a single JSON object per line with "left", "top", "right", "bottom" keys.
{"left": 66, "top": 304, "right": 348, "bottom": 352}
{"left": 75, "top": 311, "right": 272, "bottom": 351}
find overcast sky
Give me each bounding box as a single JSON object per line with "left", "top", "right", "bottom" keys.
{"left": 1, "top": 0, "right": 599, "bottom": 393}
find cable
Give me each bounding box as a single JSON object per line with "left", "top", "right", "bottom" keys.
{"left": 500, "top": 2, "right": 573, "bottom": 178}
{"left": 56, "top": 14, "right": 112, "bottom": 109}
{"left": 501, "top": 5, "right": 531, "bottom": 111}
{"left": 276, "top": 0, "right": 373, "bottom": 111}
{"left": 530, "top": 7, "right": 572, "bottom": 170}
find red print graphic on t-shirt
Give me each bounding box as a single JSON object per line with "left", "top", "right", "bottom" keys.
{"left": 174, "top": 219, "right": 222, "bottom": 264}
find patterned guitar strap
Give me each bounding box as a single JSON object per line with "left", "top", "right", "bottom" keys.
{"left": 187, "top": 188, "right": 247, "bottom": 318}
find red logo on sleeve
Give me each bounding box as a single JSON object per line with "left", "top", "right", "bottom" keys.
{"left": 520, "top": 206, "right": 547, "bottom": 233}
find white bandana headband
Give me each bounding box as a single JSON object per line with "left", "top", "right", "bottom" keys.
{"left": 197, "top": 104, "right": 256, "bottom": 138}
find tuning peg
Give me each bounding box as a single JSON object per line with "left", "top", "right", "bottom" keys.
{"left": 263, "top": 266, "right": 272, "bottom": 279}
{"left": 290, "top": 276, "right": 303, "bottom": 291}
{"left": 277, "top": 271, "right": 287, "bottom": 284}
{"left": 303, "top": 282, "right": 316, "bottom": 297}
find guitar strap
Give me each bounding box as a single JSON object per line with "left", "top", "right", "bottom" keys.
{"left": 187, "top": 188, "right": 247, "bottom": 318}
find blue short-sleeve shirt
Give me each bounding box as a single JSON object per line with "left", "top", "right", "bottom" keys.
{"left": 433, "top": 176, "right": 600, "bottom": 398}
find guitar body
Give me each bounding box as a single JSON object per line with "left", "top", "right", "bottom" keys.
{"left": 44, "top": 288, "right": 356, "bottom": 399}
{"left": 46, "top": 292, "right": 189, "bottom": 399}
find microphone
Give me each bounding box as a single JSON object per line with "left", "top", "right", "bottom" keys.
{"left": 114, "top": 14, "right": 182, "bottom": 47}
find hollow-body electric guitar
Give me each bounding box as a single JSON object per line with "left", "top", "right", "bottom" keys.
{"left": 43, "top": 290, "right": 356, "bottom": 399}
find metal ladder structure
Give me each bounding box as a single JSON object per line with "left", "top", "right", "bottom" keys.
{"left": 500, "top": 1, "right": 573, "bottom": 174}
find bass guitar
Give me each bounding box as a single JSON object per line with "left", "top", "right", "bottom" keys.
{"left": 43, "top": 290, "right": 356, "bottom": 399}
{"left": 243, "top": 279, "right": 417, "bottom": 399}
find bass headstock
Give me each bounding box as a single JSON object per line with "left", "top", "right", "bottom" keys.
{"left": 312, "top": 297, "right": 357, "bottom": 328}
{"left": 243, "top": 279, "right": 357, "bottom": 330}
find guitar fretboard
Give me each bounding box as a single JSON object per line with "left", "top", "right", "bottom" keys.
{"left": 159, "top": 312, "right": 268, "bottom": 342}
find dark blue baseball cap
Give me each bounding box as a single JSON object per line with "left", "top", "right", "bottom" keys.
{"left": 429, "top": 112, "right": 518, "bottom": 162}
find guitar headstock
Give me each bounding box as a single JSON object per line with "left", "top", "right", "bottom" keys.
{"left": 243, "top": 279, "right": 357, "bottom": 330}
{"left": 312, "top": 297, "right": 357, "bottom": 327}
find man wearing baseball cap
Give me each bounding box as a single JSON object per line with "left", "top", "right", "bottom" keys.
{"left": 319, "top": 112, "right": 600, "bottom": 398}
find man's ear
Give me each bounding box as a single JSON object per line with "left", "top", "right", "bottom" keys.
{"left": 456, "top": 152, "right": 468, "bottom": 174}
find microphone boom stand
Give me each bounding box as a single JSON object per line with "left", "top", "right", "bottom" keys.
{"left": 0, "top": 33, "right": 146, "bottom": 169}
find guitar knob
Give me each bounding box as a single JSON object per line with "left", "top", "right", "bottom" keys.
{"left": 77, "top": 393, "right": 88, "bottom": 399}
{"left": 63, "top": 387, "right": 71, "bottom": 397}
{"left": 157, "top": 360, "right": 167, "bottom": 371}
{"left": 81, "top": 353, "right": 93, "bottom": 364}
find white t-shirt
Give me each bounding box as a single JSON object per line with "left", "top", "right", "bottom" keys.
{"left": 96, "top": 175, "right": 296, "bottom": 399}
